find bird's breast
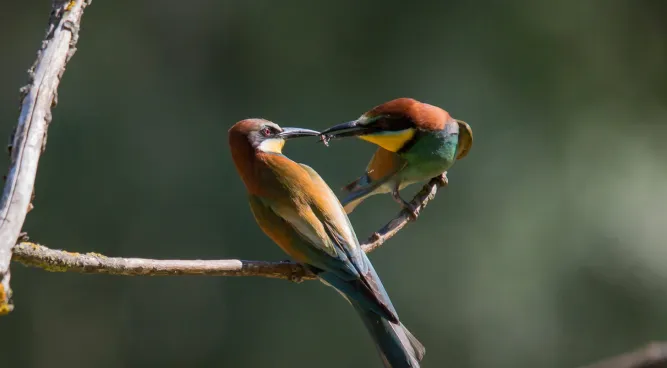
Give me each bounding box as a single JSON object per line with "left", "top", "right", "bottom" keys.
{"left": 397, "top": 130, "right": 459, "bottom": 181}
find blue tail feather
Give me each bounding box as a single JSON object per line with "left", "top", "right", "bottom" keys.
{"left": 352, "top": 301, "right": 425, "bottom": 368}
{"left": 340, "top": 175, "right": 390, "bottom": 214}
{"left": 316, "top": 252, "right": 425, "bottom": 367}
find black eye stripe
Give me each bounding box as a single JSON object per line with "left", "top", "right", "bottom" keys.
{"left": 373, "top": 116, "right": 414, "bottom": 131}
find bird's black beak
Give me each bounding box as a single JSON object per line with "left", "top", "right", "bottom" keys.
{"left": 320, "top": 120, "right": 371, "bottom": 139}
{"left": 277, "top": 127, "right": 321, "bottom": 140}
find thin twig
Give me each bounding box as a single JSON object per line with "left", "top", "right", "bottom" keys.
{"left": 579, "top": 342, "right": 667, "bottom": 368}
{"left": 12, "top": 175, "right": 448, "bottom": 280}
{"left": 0, "top": 0, "right": 90, "bottom": 314}
{"left": 364, "top": 173, "right": 447, "bottom": 253}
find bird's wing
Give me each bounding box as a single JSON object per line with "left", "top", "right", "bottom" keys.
{"left": 248, "top": 193, "right": 355, "bottom": 276}
{"left": 298, "top": 163, "right": 399, "bottom": 322}
{"left": 297, "top": 164, "right": 363, "bottom": 262}
{"left": 343, "top": 147, "right": 407, "bottom": 193}
{"left": 366, "top": 147, "right": 407, "bottom": 182}
{"left": 258, "top": 161, "right": 359, "bottom": 276}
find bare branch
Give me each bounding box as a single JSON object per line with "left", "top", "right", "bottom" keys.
{"left": 0, "top": 0, "right": 90, "bottom": 314}
{"left": 11, "top": 175, "right": 448, "bottom": 280}
{"left": 12, "top": 242, "right": 313, "bottom": 281}
{"left": 579, "top": 342, "right": 667, "bottom": 368}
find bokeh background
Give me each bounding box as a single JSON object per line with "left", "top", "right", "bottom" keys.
{"left": 2, "top": 1, "right": 667, "bottom": 367}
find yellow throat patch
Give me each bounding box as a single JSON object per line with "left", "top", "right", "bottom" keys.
{"left": 258, "top": 138, "right": 285, "bottom": 153}
{"left": 359, "top": 128, "right": 415, "bottom": 152}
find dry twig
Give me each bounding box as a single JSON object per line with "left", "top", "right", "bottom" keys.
{"left": 0, "top": 0, "right": 90, "bottom": 314}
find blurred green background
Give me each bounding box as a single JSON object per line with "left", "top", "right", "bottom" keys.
{"left": 1, "top": 1, "right": 667, "bottom": 367}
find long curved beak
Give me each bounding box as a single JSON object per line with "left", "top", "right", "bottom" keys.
{"left": 277, "top": 127, "right": 321, "bottom": 140}
{"left": 320, "top": 120, "right": 370, "bottom": 139}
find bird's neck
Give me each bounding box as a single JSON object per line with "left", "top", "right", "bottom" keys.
{"left": 230, "top": 140, "right": 264, "bottom": 191}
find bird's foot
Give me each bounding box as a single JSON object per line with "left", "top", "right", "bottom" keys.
{"left": 404, "top": 202, "right": 421, "bottom": 221}
{"left": 436, "top": 172, "right": 449, "bottom": 187}
{"left": 370, "top": 232, "right": 383, "bottom": 243}
{"left": 392, "top": 189, "right": 420, "bottom": 220}
{"left": 289, "top": 272, "right": 305, "bottom": 284}
{"left": 280, "top": 259, "right": 306, "bottom": 283}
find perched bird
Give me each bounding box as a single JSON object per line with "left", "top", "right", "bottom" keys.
{"left": 229, "top": 119, "right": 425, "bottom": 368}
{"left": 320, "top": 98, "right": 473, "bottom": 216}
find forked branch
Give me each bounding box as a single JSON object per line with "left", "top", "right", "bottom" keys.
{"left": 12, "top": 175, "right": 447, "bottom": 281}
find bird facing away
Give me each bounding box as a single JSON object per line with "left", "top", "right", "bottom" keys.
{"left": 320, "top": 98, "right": 473, "bottom": 216}
{"left": 229, "top": 119, "right": 425, "bottom": 368}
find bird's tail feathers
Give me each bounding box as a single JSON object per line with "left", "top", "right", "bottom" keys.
{"left": 342, "top": 194, "right": 367, "bottom": 214}
{"left": 340, "top": 176, "right": 391, "bottom": 214}
{"left": 342, "top": 175, "right": 367, "bottom": 193}
{"left": 352, "top": 302, "right": 425, "bottom": 368}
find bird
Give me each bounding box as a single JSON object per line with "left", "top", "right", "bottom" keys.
{"left": 319, "top": 97, "right": 473, "bottom": 217}
{"left": 229, "top": 118, "right": 425, "bottom": 368}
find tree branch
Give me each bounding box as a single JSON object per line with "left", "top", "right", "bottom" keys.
{"left": 11, "top": 175, "right": 447, "bottom": 280}
{"left": 579, "top": 342, "right": 667, "bottom": 368}
{"left": 0, "top": 0, "right": 90, "bottom": 314}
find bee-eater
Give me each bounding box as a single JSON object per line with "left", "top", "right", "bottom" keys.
{"left": 320, "top": 98, "right": 473, "bottom": 216}
{"left": 229, "top": 119, "right": 425, "bottom": 368}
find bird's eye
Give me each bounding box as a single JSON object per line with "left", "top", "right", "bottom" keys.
{"left": 261, "top": 127, "right": 272, "bottom": 137}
